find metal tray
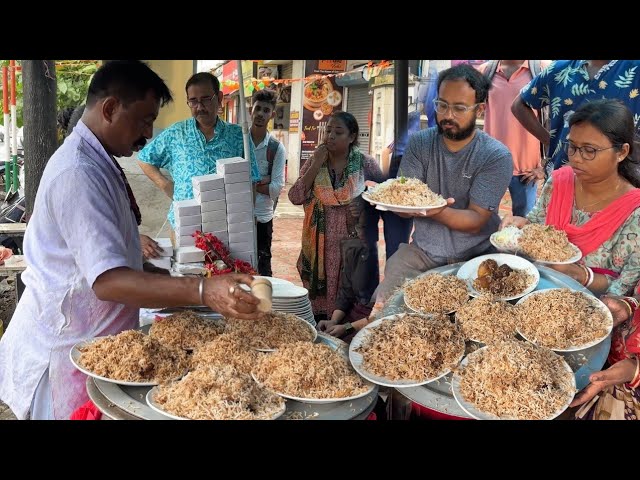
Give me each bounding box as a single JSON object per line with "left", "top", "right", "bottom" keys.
{"left": 87, "top": 332, "right": 378, "bottom": 420}
{"left": 382, "top": 262, "right": 611, "bottom": 419}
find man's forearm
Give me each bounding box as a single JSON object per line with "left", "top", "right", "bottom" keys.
{"left": 138, "top": 162, "right": 174, "bottom": 199}
{"left": 256, "top": 184, "right": 270, "bottom": 195}
{"left": 431, "top": 208, "right": 489, "bottom": 234}
{"left": 93, "top": 267, "right": 199, "bottom": 308}
{"left": 511, "top": 97, "right": 550, "bottom": 147}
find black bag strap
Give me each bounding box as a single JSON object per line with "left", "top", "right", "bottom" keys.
{"left": 483, "top": 60, "right": 499, "bottom": 82}
{"left": 266, "top": 136, "right": 280, "bottom": 176}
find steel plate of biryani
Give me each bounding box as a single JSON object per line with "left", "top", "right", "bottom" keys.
{"left": 224, "top": 311, "right": 316, "bottom": 351}
{"left": 252, "top": 341, "right": 372, "bottom": 402}
{"left": 455, "top": 295, "right": 520, "bottom": 344}
{"left": 365, "top": 177, "right": 446, "bottom": 208}
{"left": 75, "top": 330, "right": 189, "bottom": 384}
{"left": 149, "top": 364, "right": 285, "bottom": 420}
{"left": 190, "top": 333, "right": 258, "bottom": 374}
{"left": 351, "top": 313, "right": 465, "bottom": 385}
{"left": 518, "top": 223, "right": 580, "bottom": 263}
{"left": 516, "top": 288, "right": 613, "bottom": 351}
{"left": 149, "top": 310, "right": 225, "bottom": 351}
{"left": 404, "top": 273, "right": 469, "bottom": 314}
{"left": 453, "top": 340, "right": 576, "bottom": 420}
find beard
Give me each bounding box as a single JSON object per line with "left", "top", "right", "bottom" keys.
{"left": 437, "top": 117, "right": 476, "bottom": 141}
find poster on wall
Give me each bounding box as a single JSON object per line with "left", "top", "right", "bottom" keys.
{"left": 300, "top": 60, "right": 346, "bottom": 166}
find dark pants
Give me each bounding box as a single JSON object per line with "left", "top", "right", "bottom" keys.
{"left": 256, "top": 219, "right": 273, "bottom": 276}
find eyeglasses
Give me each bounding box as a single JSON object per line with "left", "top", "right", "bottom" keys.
{"left": 432, "top": 99, "right": 483, "bottom": 117}
{"left": 563, "top": 141, "right": 619, "bottom": 161}
{"left": 187, "top": 96, "right": 216, "bottom": 108}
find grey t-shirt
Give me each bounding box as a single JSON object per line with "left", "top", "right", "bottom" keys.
{"left": 399, "top": 128, "right": 513, "bottom": 264}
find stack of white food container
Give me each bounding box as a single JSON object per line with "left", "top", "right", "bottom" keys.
{"left": 173, "top": 199, "right": 201, "bottom": 248}
{"left": 215, "top": 157, "right": 256, "bottom": 267}
{"left": 192, "top": 173, "right": 229, "bottom": 248}
{"left": 147, "top": 237, "right": 173, "bottom": 270}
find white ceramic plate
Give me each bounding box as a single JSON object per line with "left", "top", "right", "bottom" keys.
{"left": 69, "top": 337, "right": 185, "bottom": 387}
{"left": 250, "top": 372, "right": 375, "bottom": 405}
{"left": 145, "top": 385, "right": 286, "bottom": 420}
{"left": 362, "top": 191, "right": 447, "bottom": 214}
{"left": 348, "top": 313, "right": 465, "bottom": 388}
{"left": 490, "top": 228, "right": 582, "bottom": 265}
{"left": 451, "top": 345, "right": 575, "bottom": 420}
{"left": 515, "top": 288, "right": 614, "bottom": 352}
{"left": 272, "top": 284, "right": 309, "bottom": 298}
{"left": 456, "top": 253, "right": 540, "bottom": 301}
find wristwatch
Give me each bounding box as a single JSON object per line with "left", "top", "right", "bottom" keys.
{"left": 344, "top": 322, "right": 355, "bottom": 334}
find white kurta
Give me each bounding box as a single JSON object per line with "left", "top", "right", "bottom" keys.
{"left": 0, "top": 120, "right": 142, "bottom": 419}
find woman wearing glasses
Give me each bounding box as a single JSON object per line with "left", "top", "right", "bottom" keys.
{"left": 501, "top": 99, "right": 640, "bottom": 297}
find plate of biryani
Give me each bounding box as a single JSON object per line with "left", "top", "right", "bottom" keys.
{"left": 451, "top": 341, "right": 576, "bottom": 420}
{"left": 251, "top": 341, "right": 375, "bottom": 404}
{"left": 349, "top": 313, "right": 465, "bottom": 388}
{"left": 224, "top": 311, "right": 317, "bottom": 352}
{"left": 491, "top": 224, "right": 582, "bottom": 264}
{"left": 454, "top": 295, "right": 521, "bottom": 345}
{"left": 456, "top": 253, "right": 539, "bottom": 302}
{"left": 148, "top": 310, "right": 225, "bottom": 352}
{"left": 146, "top": 364, "right": 286, "bottom": 420}
{"left": 403, "top": 272, "right": 470, "bottom": 314}
{"left": 70, "top": 330, "right": 189, "bottom": 387}
{"left": 515, "top": 288, "right": 613, "bottom": 352}
{"left": 362, "top": 177, "right": 447, "bottom": 213}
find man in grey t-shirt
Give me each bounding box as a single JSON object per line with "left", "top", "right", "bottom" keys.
{"left": 371, "top": 64, "right": 513, "bottom": 310}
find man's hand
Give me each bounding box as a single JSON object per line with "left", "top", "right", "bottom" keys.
{"left": 520, "top": 167, "right": 545, "bottom": 185}
{"left": 203, "top": 273, "right": 261, "bottom": 319}
{"left": 325, "top": 323, "right": 347, "bottom": 338}
{"left": 259, "top": 175, "right": 271, "bottom": 186}
{"left": 140, "top": 234, "right": 164, "bottom": 259}
{"left": 570, "top": 358, "right": 637, "bottom": 408}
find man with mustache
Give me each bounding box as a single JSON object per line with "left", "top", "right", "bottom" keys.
{"left": 0, "top": 61, "right": 262, "bottom": 420}
{"left": 249, "top": 89, "right": 286, "bottom": 276}
{"left": 364, "top": 63, "right": 514, "bottom": 318}
{"left": 138, "top": 72, "right": 260, "bottom": 239}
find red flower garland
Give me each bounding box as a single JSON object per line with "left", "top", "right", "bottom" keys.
{"left": 192, "top": 230, "right": 256, "bottom": 276}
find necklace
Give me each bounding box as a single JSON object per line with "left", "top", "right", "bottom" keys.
{"left": 577, "top": 178, "right": 621, "bottom": 210}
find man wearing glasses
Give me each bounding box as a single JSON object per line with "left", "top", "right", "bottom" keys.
{"left": 368, "top": 64, "right": 513, "bottom": 310}
{"left": 138, "top": 72, "right": 260, "bottom": 236}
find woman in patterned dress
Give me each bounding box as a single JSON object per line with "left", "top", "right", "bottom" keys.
{"left": 501, "top": 99, "right": 640, "bottom": 296}
{"left": 288, "top": 112, "right": 384, "bottom": 321}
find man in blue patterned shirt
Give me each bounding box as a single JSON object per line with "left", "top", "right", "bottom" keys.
{"left": 138, "top": 72, "right": 260, "bottom": 230}
{"left": 512, "top": 60, "right": 640, "bottom": 181}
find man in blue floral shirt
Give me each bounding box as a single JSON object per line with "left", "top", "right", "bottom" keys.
{"left": 512, "top": 60, "right": 640, "bottom": 180}
{"left": 138, "top": 72, "right": 260, "bottom": 229}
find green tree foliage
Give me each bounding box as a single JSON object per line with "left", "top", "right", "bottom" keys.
{"left": 0, "top": 60, "right": 97, "bottom": 128}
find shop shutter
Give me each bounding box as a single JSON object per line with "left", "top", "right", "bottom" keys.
{"left": 346, "top": 86, "right": 372, "bottom": 154}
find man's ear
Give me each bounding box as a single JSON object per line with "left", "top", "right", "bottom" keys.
{"left": 102, "top": 97, "right": 119, "bottom": 124}
{"left": 476, "top": 103, "right": 486, "bottom": 119}
{"left": 217, "top": 91, "right": 224, "bottom": 104}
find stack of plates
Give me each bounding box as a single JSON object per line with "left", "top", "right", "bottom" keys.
{"left": 271, "top": 283, "right": 316, "bottom": 327}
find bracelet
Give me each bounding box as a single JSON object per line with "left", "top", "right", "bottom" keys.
{"left": 629, "top": 357, "right": 640, "bottom": 389}
{"left": 198, "top": 277, "right": 205, "bottom": 305}
{"left": 585, "top": 266, "right": 595, "bottom": 288}
{"left": 620, "top": 299, "right": 634, "bottom": 321}
{"left": 625, "top": 296, "right": 640, "bottom": 311}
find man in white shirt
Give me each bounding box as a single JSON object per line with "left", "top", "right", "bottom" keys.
{"left": 250, "top": 89, "right": 286, "bottom": 276}
{"left": 0, "top": 60, "right": 261, "bottom": 420}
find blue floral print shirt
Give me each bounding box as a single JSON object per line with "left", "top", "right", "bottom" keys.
{"left": 138, "top": 117, "right": 260, "bottom": 227}
{"left": 520, "top": 60, "right": 640, "bottom": 170}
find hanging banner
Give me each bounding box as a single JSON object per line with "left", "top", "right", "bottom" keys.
{"left": 300, "top": 60, "right": 346, "bottom": 166}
